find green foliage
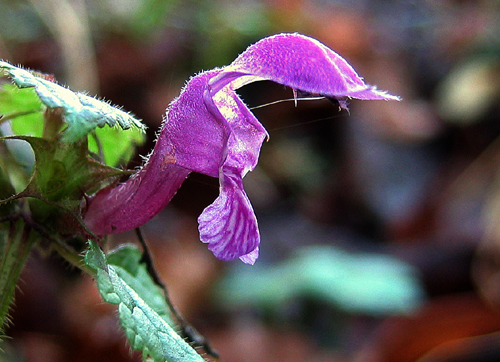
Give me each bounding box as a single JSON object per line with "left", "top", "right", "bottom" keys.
{"left": 0, "top": 60, "right": 145, "bottom": 143}
{"left": 0, "top": 75, "right": 145, "bottom": 168}
{"left": 216, "top": 245, "right": 425, "bottom": 316}
{"left": 88, "top": 125, "right": 145, "bottom": 167}
{"left": 128, "top": 0, "right": 180, "bottom": 38}
{"left": 0, "top": 61, "right": 146, "bottom": 227}
{"left": 85, "top": 241, "right": 205, "bottom": 362}
{"left": 0, "top": 136, "right": 125, "bottom": 234}
{"left": 106, "top": 244, "right": 175, "bottom": 327}
{"left": 0, "top": 84, "right": 44, "bottom": 137}
{"left": 0, "top": 60, "right": 166, "bottom": 357}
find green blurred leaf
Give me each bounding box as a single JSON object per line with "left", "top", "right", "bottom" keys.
{"left": 85, "top": 240, "right": 204, "bottom": 362}
{"left": 0, "top": 83, "right": 44, "bottom": 137}
{"left": 215, "top": 245, "right": 425, "bottom": 316}
{"left": 88, "top": 124, "right": 145, "bottom": 167}
{"left": 0, "top": 61, "right": 145, "bottom": 142}
{"left": 131, "top": 0, "right": 179, "bottom": 38}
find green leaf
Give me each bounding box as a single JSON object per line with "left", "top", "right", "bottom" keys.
{"left": 0, "top": 83, "right": 44, "bottom": 137}
{"left": 88, "top": 124, "right": 145, "bottom": 167}
{"left": 106, "top": 245, "right": 174, "bottom": 327}
{"left": 0, "top": 61, "right": 145, "bottom": 142}
{"left": 85, "top": 241, "right": 204, "bottom": 362}
{"left": 215, "top": 245, "right": 425, "bottom": 316}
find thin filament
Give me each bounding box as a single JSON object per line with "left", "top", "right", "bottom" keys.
{"left": 249, "top": 96, "right": 326, "bottom": 110}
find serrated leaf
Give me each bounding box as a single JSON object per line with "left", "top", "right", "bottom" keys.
{"left": 106, "top": 245, "right": 174, "bottom": 327}
{"left": 85, "top": 240, "right": 205, "bottom": 362}
{"left": 0, "top": 61, "right": 145, "bottom": 142}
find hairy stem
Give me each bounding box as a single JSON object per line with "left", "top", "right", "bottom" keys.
{"left": 0, "top": 219, "right": 36, "bottom": 336}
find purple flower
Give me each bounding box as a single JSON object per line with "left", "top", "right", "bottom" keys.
{"left": 83, "top": 33, "right": 399, "bottom": 264}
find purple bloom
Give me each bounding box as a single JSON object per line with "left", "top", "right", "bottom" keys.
{"left": 83, "top": 33, "right": 399, "bottom": 264}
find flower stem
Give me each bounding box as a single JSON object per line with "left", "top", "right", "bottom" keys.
{"left": 0, "top": 219, "right": 36, "bottom": 336}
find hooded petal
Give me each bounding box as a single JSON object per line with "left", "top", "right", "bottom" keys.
{"left": 209, "top": 33, "right": 400, "bottom": 102}
{"left": 164, "top": 69, "right": 230, "bottom": 177}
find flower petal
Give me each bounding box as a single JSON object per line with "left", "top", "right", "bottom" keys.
{"left": 210, "top": 33, "right": 400, "bottom": 102}
{"left": 212, "top": 88, "right": 268, "bottom": 175}
{"left": 239, "top": 247, "right": 259, "bottom": 265}
{"left": 198, "top": 166, "right": 260, "bottom": 264}
{"left": 197, "top": 87, "right": 267, "bottom": 263}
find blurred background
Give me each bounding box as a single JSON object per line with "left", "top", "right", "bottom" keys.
{"left": 3, "top": 0, "right": 500, "bottom": 361}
